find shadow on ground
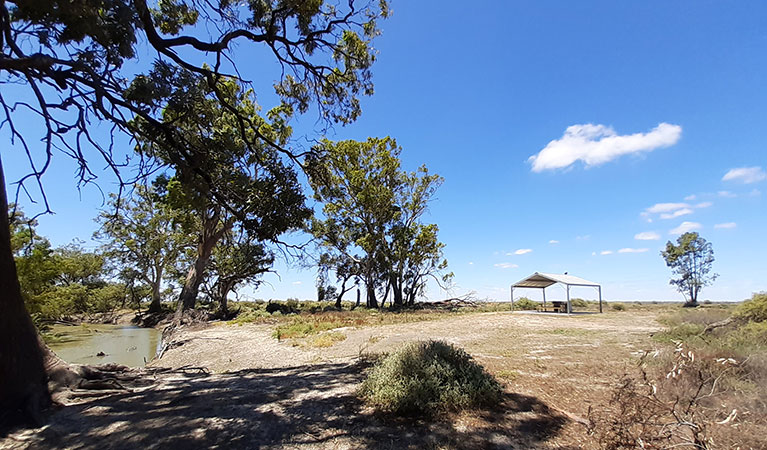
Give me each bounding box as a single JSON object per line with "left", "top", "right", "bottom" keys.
{"left": 5, "top": 362, "right": 569, "bottom": 449}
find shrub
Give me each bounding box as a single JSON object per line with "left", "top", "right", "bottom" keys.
{"left": 611, "top": 302, "right": 626, "bottom": 311}
{"left": 570, "top": 298, "right": 588, "bottom": 308}
{"left": 735, "top": 292, "right": 767, "bottom": 323}
{"left": 358, "top": 340, "right": 502, "bottom": 415}
{"left": 513, "top": 297, "right": 539, "bottom": 311}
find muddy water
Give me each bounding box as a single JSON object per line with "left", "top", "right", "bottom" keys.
{"left": 48, "top": 324, "right": 161, "bottom": 367}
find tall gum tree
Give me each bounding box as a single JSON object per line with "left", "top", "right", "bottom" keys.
{"left": 308, "top": 138, "right": 451, "bottom": 308}
{"left": 0, "top": 0, "right": 389, "bottom": 425}
{"left": 95, "top": 184, "right": 189, "bottom": 314}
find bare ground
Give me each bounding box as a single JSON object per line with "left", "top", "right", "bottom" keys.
{"left": 2, "top": 310, "right": 662, "bottom": 449}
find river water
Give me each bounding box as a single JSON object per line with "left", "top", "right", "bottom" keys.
{"left": 48, "top": 324, "right": 161, "bottom": 368}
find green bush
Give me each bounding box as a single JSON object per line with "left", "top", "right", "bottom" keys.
{"left": 570, "top": 298, "right": 588, "bottom": 308}
{"left": 735, "top": 292, "right": 767, "bottom": 323}
{"left": 611, "top": 302, "right": 626, "bottom": 311}
{"left": 513, "top": 297, "right": 539, "bottom": 311}
{"left": 358, "top": 340, "right": 502, "bottom": 415}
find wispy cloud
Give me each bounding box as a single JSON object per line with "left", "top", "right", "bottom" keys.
{"left": 645, "top": 202, "right": 690, "bottom": 214}
{"left": 714, "top": 222, "right": 736, "bottom": 229}
{"left": 722, "top": 166, "right": 766, "bottom": 184}
{"left": 670, "top": 221, "right": 702, "bottom": 235}
{"left": 643, "top": 201, "right": 711, "bottom": 221}
{"left": 468, "top": 261, "right": 474, "bottom": 265}
{"left": 577, "top": 235, "right": 591, "bottom": 241}
{"left": 494, "top": 262, "right": 519, "bottom": 269}
{"left": 529, "top": 123, "right": 682, "bottom": 172}
{"left": 618, "top": 247, "right": 649, "bottom": 253}
{"left": 600, "top": 250, "right": 613, "bottom": 255}
{"left": 549, "top": 240, "right": 559, "bottom": 245}
{"left": 684, "top": 194, "right": 697, "bottom": 201}
{"left": 514, "top": 248, "right": 533, "bottom": 255}
{"left": 291, "top": 281, "right": 302, "bottom": 285}
{"left": 634, "top": 231, "right": 660, "bottom": 241}
{"left": 718, "top": 190, "right": 737, "bottom": 198}
{"left": 660, "top": 208, "right": 693, "bottom": 220}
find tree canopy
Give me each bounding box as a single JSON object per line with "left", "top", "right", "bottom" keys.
{"left": 308, "top": 138, "right": 451, "bottom": 308}
{"left": 661, "top": 232, "right": 718, "bottom": 306}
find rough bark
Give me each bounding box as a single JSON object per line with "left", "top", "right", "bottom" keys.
{"left": 0, "top": 158, "right": 51, "bottom": 428}
{"left": 175, "top": 212, "right": 228, "bottom": 319}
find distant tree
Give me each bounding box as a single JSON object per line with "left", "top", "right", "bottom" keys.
{"left": 201, "top": 227, "right": 273, "bottom": 316}
{"left": 95, "top": 184, "right": 189, "bottom": 314}
{"left": 661, "top": 232, "right": 718, "bottom": 307}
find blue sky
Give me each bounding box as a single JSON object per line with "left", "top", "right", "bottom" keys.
{"left": 4, "top": 1, "right": 767, "bottom": 302}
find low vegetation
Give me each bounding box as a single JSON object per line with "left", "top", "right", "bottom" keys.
{"left": 590, "top": 293, "right": 767, "bottom": 449}
{"left": 358, "top": 340, "right": 502, "bottom": 416}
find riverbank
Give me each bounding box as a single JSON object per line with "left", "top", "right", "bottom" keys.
{"left": 5, "top": 308, "right": 665, "bottom": 448}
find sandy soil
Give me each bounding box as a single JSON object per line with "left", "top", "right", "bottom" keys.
{"left": 3, "top": 310, "right": 663, "bottom": 449}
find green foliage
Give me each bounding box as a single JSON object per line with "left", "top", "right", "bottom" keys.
{"left": 308, "top": 137, "right": 451, "bottom": 308}
{"left": 661, "top": 232, "right": 717, "bottom": 305}
{"left": 734, "top": 292, "right": 767, "bottom": 323}
{"left": 611, "top": 302, "right": 626, "bottom": 311}
{"left": 11, "top": 206, "right": 127, "bottom": 320}
{"left": 95, "top": 183, "right": 189, "bottom": 312}
{"left": 359, "top": 340, "right": 502, "bottom": 415}
{"left": 513, "top": 297, "right": 539, "bottom": 310}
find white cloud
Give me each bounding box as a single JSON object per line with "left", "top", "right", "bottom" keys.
{"left": 618, "top": 248, "right": 649, "bottom": 253}
{"left": 577, "top": 235, "right": 591, "bottom": 241}
{"left": 529, "top": 123, "right": 682, "bottom": 172}
{"left": 722, "top": 166, "right": 766, "bottom": 184}
{"left": 600, "top": 250, "right": 613, "bottom": 255}
{"left": 718, "top": 190, "right": 737, "bottom": 198}
{"left": 749, "top": 189, "right": 762, "bottom": 197}
{"left": 714, "top": 222, "right": 736, "bottom": 229}
{"left": 695, "top": 201, "right": 713, "bottom": 209}
{"left": 591, "top": 252, "right": 596, "bottom": 256}
{"left": 660, "top": 208, "right": 693, "bottom": 220}
{"left": 494, "top": 262, "right": 519, "bottom": 269}
{"left": 514, "top": 248, "right": 533, "bottom": 255}
{"left": 684, "top": 194, "right": 697, "bottom": 201}
{"left": 634, "top": 231, "right": 660, "bottom": 241}
{"left": 468, "top": 261, "right": 474, "bottom": 265}
{"left": 645, "top": 202, "right": 690, "bottom": 214}
{"left": 670, "top": 221, "right": 702, "bottom": 235}
{"left": 549, "top": 240, "right": 559, "bottom": 244}
{"left": 291, "top": 281, "right": 302, "bottom": 285}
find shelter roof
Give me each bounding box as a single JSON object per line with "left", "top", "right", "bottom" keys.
{"left": 512, "top": 272, "right": 600, "bottom": 289}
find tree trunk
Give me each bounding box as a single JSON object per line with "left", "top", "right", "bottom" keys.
{"left": 391, "top": 275, "right": 403, "bottom": 307}
{"left": 366, "top": 283, "right": 378, "bottom": 309}
{"left": 147, "top": 266, "right": 163, "bottom": 313}
{"left": 354, "top": 287, "right": 360, "bottom": 309}
{"left": 176, "top": 249, "right": 210, "bottom": 316}
{"left": 335, "top": 276, "right": 350, "bottom": 309}
{"left": 175, "top": 213, "right": 227, "bottom": 319}
{"left": 0, "top": 158, "right": 50, "bottom": 427}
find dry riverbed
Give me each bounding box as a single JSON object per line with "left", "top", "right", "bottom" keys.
{"left": 4, "top": 309, "right": 663, "bottom": 449}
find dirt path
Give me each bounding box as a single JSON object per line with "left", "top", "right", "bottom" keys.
{"left": 4, "top": 310, "right": 663, "bottom": 449}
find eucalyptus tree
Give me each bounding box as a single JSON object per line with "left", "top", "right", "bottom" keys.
{"left": 309, "top": 138, "right": 451, "bottom": 308}
{"left": 95, "top": 184, "right": 189, "bottom": 313}
{"left": 201, "top": 226, "right": 274, "bottom": 316}
{"left": 0, "top": 0, "right": 389, "bottom": 424}
{"left": 661, "top": 232, "right": 718, "bottom": 307}
{"left": 135, "top": 76, "right": 310, "bottom": 317}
